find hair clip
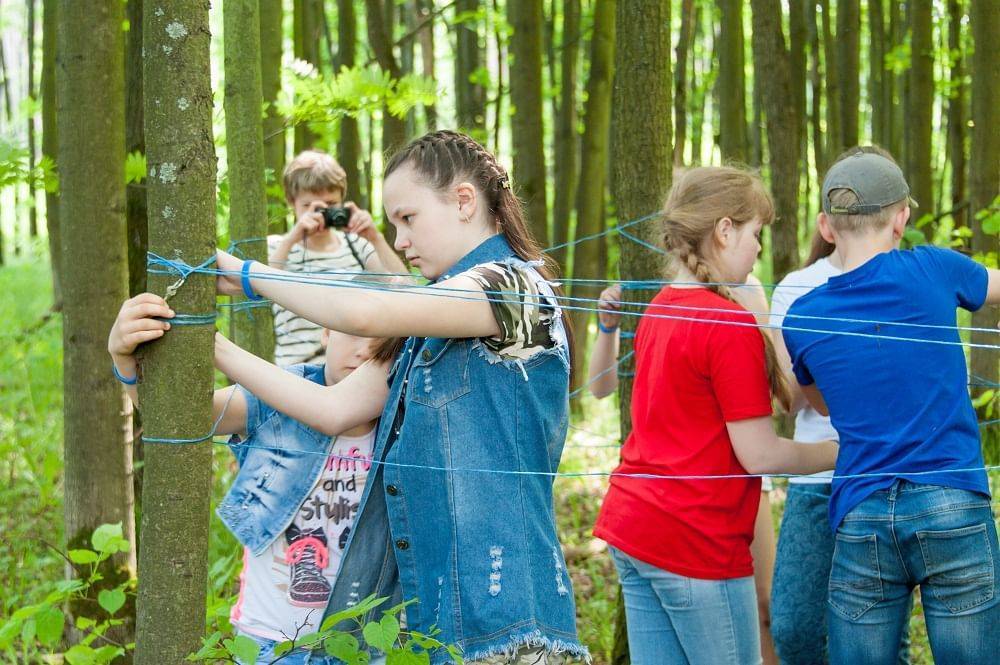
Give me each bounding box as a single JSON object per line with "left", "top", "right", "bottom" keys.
{"left": 499, "top": 176, "right": 512, "bottom": 190}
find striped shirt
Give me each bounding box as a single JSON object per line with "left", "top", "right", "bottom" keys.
{"left": 267, "top": 233, "right": 376, "bottom": 367}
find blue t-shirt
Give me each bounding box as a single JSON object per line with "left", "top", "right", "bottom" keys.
{"left": 782, "top": 246, "right": 990, "bottom": 530}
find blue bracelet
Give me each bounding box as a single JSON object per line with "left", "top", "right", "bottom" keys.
{"left": 598, "top": 320, "right": 619, "bottom": 334}
{"left": 241, "top": 260, "right": 264, "bottom": 301}
{"left": 112, "top": 364, "right": 138, "bottom": 385}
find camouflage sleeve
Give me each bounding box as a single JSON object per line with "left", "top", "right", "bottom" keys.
{"left": 463, "top": 262, "right": 557, "bottom": 360}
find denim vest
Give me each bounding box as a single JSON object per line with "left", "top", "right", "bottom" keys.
{"left": 323, "top": 235, "right": 587, "bottom": 663}
{"left": 216, "top": 364, "right": 335, "bottom": 555}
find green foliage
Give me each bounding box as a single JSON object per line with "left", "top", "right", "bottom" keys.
{"left": 125, "top": 151, "right": 147, "bottom": 184}
{"left": 0, "top": 135, "right": 57, "bottom": 192}
{"left": 884, "top": 42, "right": 912, "bottom": 75}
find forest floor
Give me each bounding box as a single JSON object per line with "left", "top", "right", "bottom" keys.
{"left": 4, "top": 257, "right": 993, "bottom": 664}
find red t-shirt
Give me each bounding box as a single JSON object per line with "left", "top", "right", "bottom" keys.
{"left": 594, "top": 287, "right": 773, "bottom": 580}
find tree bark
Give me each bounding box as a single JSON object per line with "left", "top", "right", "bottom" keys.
{"left": 226, "top": 0, "right": 275, "bottom": 362}
{"left": 455, "top": 0, "right": 486, "bottom": 132}
{"left": 717, "top": 0, "right": 747, "bottom": 163}
{"left": 415, "top": 0, "right": 436, "bottom": 130}
{"left": 568, "top": 0, "right": 614, "bottom": 395}
{"left": 835, "top": 0, "right": 859, "bottom": 152}
{"left": 789, "top": 0, "right": 807, "bottom": 158}
{"left": 41, "top": 0, "right": 59, "bottom": 303}
{"left": 56, "top": 0, "right": 136, "bottom": 644}
{"left": 946, "top": 0, "right": 967, "bottom": 230}
{"left": 908, "top": 0, "right": 934, "bottom": 238}
{"left": 134, "top": 3, "right": 216, "bottom": 661}
{"left": 550, "top": 0, "right": 580, "bottom": 271}
{"left": 869, "top": 0, "right": 887, "bottom": 147}
{"left": 820, "top": 0, "right": 840, "bottom": 165}
{"left": 887, "top": 0, "right": 905, "bottom": 162}
{"left": 365, "top": 0, "right": 407, "bottom": 155}
{"left": 260, "top": 0, "right": 285, "bottom": 218}
{"left": 969, "top": 0, "right": 999, "bottom": 460}
{"left": 750, "top": 0, "right": 800, "bottom": 281}
{"left": 507, "top": 0, "right": 549, "bottom": 245}
{"left": 673, "top": 0, "right": 694, "bottom": 166}
{"left": 293, "top": 0, "right": 322, "bottom": 151}
{"left": 610, "top": 0, "right": 671, "bottom": 659}
{"left": 334, "top": 0, "right": 365, "bottom": 209}
{"left": 807, "top": 0, "right": 824, "bottom": 174}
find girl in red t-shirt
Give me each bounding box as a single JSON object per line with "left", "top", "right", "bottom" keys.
{"left": 593, "top": 166, "right": 838, "bottom": 665}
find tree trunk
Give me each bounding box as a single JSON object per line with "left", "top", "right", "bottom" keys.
{"left": 126, "top": 0, "right": 147, "bottom": 298}
{"left": 134, "top": 3, "right": 216, "bottom": 661}
{"left": 365, "top": 0, "right": 407, "bottom": 155}
{"left": 260, "top": 0, "right": 285, "bottom": 219}
{"left": 820, "top": 0, "right": 840, "bottom": 164}
{"left": 969, "top": 0, "right": 999, "bottom": 461}
{"left": 334, "top": 0, "right": 365, "bottom": 209}
{"left": 27, "top": 0, "right": 38, "bottom": 238}
{"left": 226, "top": 0, "right": 275, "bottom": 362}
{"left": 870, "top": 0, "right": 887, "bottom": 147}
{"left": 835, "top": 0, "right": 859, "bottom": 152}
{"left": 508, "top": 0, "right": 549, "bottom": 245}
{"left": 56, "top": 0, "right": 136, "bottom": 644}
{"left": 293, "top": 0, "right": 322, "bottom": 151}
{"left": 491, "top": 0, "right": 505, "bottom": 154}
{"left": 568, "top": 0, "right": 614, "bottom": 395}
{"left": 946, "top": 0, "right": 967, "bottom": 230}
{"left": 908, "top": 0, "right": 934, "bottom": 238}
{"left": 415, "top": 0, "right": 436, "bottom": 130}
{"left": 887, "top": 0, "right": 904, "bottom": 162}
{"left": 750, "top": 0, "right": 800, "bottom": 281}
{"left": 807, "top": 0, "right": 824, "bottom": 174}
{"left": 41, "top": 0, "right": 59, "bottom": 304}
{"left": 673, "top": 0, "right": 694, "bottom": 166}
{"left": 717, "top": 0, "right": 747, "bottom": 163}
{"left": 610, "top": 0, "right": 671, "bottom": 660}
{"left": 789, "top": 0, "right": 807, "bottom": 159}
{"left": 455, "top": 0, "right": 486, "bottom": 132}
{"left": 690, "top": 2, "right": 708, "bottom": 164}
{"left": 550, "top": 0, "right": 580, "bottom": 271}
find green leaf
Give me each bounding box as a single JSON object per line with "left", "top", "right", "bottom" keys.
{"left": 19, "top": 618, "right": 35, "bottom": 644}
{"left": 65, "top": 644, "right": 98, "bottom": 665}
{"left": 225, "top": 635, "right": 261, "bottom": 665}
{"left": 321, "top": 595, "right": 388, "bottom": 632}
{"left": 75, "top": 616, "right": 97, "bottom": 630}
{"left": 94, "top": 645, "right": 125, "bottom": 664}
{"left": 273, "top": 639, "right": 294, "bottom": 656}
{"left": 387, "top": 649, "right": 430, "bottom": 665}
{"left": 362, "top": 614, "right": 400, "bottom": 652}
{"left": 35, "top": 607, "right": 64, "bottom": 647}
{"left": 97, "top": 588, "right": 126, "bottom": 616}
{"left": 323, "top": 632, "right": 360, "bottom": 660}
{"left": 91, "top": 523, "right": 127, "bottom": 554}
{"left": 68, "top": 549, "right": 100, "bottom": 565}
{"left": 0, "top": 619, "right": 21, "bottom": 649}
{"left": 125, "top": 151, "right": 147, "bottom": 185}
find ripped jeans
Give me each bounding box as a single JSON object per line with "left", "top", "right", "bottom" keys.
{"left": 828, "top": 480, "right": 1000, "bottom": 664}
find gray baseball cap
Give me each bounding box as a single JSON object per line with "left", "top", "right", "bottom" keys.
{"left": 821, "top": 152, "right": 916, "bottom": 215}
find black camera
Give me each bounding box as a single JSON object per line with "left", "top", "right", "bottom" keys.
{"left": 320, "top": 205, "right": 350, "bottom": 229}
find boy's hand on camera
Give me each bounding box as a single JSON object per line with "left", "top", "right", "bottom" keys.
{"left": 597, "top": 284, "right": 623, "bottom": 330}
{"left": 108, "top": 293, "right": 174, "bottom": 359}
{"left": 344, "top": 202, "right": 378, "bottom": 242}
{"left": 289, "top": 201, "right": 326, "bottom": 243}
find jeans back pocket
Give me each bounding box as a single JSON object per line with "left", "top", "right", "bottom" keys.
{"left": 917, "top": 522, "right": 996, "bottom": 614}
{"left": 828, "top": 532, "right": 884, "bottom": 621}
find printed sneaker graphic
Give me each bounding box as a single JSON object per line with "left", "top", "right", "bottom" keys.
{"left": 284, "top": 524, "right": 332, "bottom": 607}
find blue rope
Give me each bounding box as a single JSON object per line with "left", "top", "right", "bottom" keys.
{"left": 542, "top": 212, "right": 660, "bottom": 254}
{"left": 618, "top": 228, "right": 666, "bottom": 255}
{"left": 142, "top": 385, "right": 238, "bottom": 445}
{"left": 568, "top": 350, "right": 635, "bottom": 399}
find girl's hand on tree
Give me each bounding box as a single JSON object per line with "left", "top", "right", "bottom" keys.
{"left": 597, "top": 284, "right": 623, "bottom": 330}
{"left": 344, "top": 202, "right": 378, "bottom": 242}
{"left": 215, "top": 249, "right": 245, "bottom": 296}
{"left": 108, "top": 293, "right": 174, "bottom": 359}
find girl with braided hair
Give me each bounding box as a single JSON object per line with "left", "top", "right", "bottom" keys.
{"left": 593, "top": 166, "right": 838, "bottom": 665}
{"left": 212, "top": 130, "right": 586, "bottom": 663}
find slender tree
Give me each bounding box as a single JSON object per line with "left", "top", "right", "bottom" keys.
{"left": 908, "top": 0, "right": 934, "bottom": 238}
{"left": 870, "top": 0, "right": 888, "bottom": 147}
{"left": 293, "top": 0, "right": 322, "bottom": 151}
{"left": 491, "top": 0, "right": 506, "bottom": 154}
{"left": 568, "top": 0, "right": 614, "bottom": 390}
{"left": 260, "top": 0, "right": 285, "bottom": 213}
{"left": 415, "top": 0, "right": 437, "bottom": 130}
{"left": 126, "top": 0, "right": 147, "bottom": 297}
{"left": 807, "top": 0, "right": 825, "bottom": 174}
{"left": 673, "top": 0, "right": 694, "bottom": 166}
{"left": 365, "top": 0, "right": 407, "bottom": 155}
{"left": 225, "top": 0, "right": 275, "bottom": 361}
{"left": 610, "top": 0, "right": 671, "bottom": 659}
{"left": 550, "top": 0, "right": 580, "bottom": 270}
{"left": 507, "top": 0, "right": 549, "bottom": 244}
{"left": 820, "top": 0, "right": 840, "bottom": 165}
{"left": 887, "top": 0, "right": 905, "bottom": 161}
{"left": 969, "top": 0, "right": 999, "bottom": 457}
{"left": 689, "top": 2, "right": 709, "bottom": 163}
{"left": 750, "top": 0, "right": 800, "bottom": 281}
{"left": 455, "top": 0, "right": 486, "bottom": 131}
{"left": 717, "top": 0, "right": 747, "bottom": 162}
{"left": 835, "top": 0, "right": 860, "bottom": 152}
{"left": 41, "top": 0, "right": 59, "bottom": 302}
{"left": 27, "top": 0, "right": 38, "bottom": 237}
{"left": 789, "top": 0, "right": 807, "bottom": 155}
{"left": 946, "top": 0, "right": 967, "bottom": 229}
{"left": 335, "top": 0, "right": 365, "bottom": 209}
{"left": 56, "top": 0, "right": 136, "bottom": 643}
{"left": 134, "top": 3, "right": 216, "bottom": 661}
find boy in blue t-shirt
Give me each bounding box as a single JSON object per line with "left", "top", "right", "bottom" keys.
{"left": 782, "top": 149, "right": 999, "bottom": 664}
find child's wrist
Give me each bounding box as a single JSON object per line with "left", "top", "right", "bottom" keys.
{"left": 112, "top": 361, "right": 138, "bottom": 385}
{"left": 598, "top": 320, "right": 619, "bottom": 334}
{"left": 241, "top": 260, "right": 264, "bottom": 301}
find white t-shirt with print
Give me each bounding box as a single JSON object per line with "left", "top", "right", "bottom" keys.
{"left": 231, "top": 429, "right": 375, "bottom": 641}
{"left": 769, "top": 257, "right": 842, "bottom": 485}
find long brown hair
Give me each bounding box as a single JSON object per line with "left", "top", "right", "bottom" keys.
{"left": 384, "top": 130, "right": 575, "bottom": 367}
{"left": 661, "top": 166, "right": 791, "bottom": 411}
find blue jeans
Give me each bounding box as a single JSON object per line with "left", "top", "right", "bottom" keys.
{"left": 828, "top": 480, "right": 1000, "bottom": 665}
{"left": 609, "top": 547, "right": 761, "bottom": 665}
{"left": 772, "top": 483, "right": 911, "bottom": 665}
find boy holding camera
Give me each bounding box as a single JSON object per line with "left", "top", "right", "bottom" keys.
{"left": 269, "top": 150, "right": 408, "bottom": 366}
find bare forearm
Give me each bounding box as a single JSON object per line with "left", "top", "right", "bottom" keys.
{"left": 111, "top": 354, "right": 140, "bottom": 406}
{"left": 588, "top": 331, "right": 620, "bottom": 399}
{"left": 769, "top": 438, "right": 838, "bottom": 476}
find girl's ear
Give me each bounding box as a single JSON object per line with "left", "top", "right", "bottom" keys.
{"left": 817, "top": 213, "right": 837, "bottom": 244}
{"left": 714, "top": 216, "right": 734, "bottom": 247}
{"left": 455, "top": 181, "right": 478, "bottom": 222}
